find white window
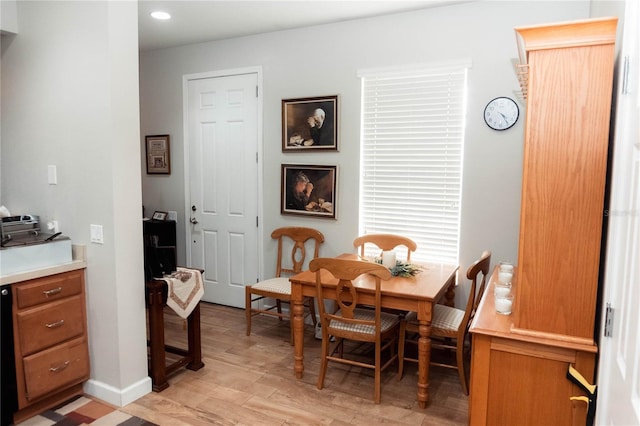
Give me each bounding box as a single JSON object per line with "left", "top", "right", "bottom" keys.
{"left": 358, "top": 61, "right": 470, "bottom": 265}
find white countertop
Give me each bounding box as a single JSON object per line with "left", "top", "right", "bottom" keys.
{"left": 0, "top": 244, "right": 87, "bottom": 285}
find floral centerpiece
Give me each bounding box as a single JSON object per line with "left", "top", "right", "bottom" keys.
{"left": 389, "top": 261, "right": 422, "bottom": 277}
{"left": 365, "top": 256, "right": 422, "bottom": 277}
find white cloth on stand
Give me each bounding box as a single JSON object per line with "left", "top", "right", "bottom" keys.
{"left": 162, "top": 267, "right": 204, "bottom": 319}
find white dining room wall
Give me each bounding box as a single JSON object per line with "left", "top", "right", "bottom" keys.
{"left": 140, "top": 1, "right": 592, "bottom": 308}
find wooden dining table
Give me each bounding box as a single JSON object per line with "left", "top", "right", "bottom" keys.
{"left": 289, "top": 253, "right": 459, "bottom": 408}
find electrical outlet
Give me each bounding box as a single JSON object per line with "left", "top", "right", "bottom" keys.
{"left": 90, "top": 224, "right": 104, "bottom": 244}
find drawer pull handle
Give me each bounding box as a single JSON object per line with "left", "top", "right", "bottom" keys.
{"left": 43, "top": 287, "right": 63, "bottom": 297}
{"left": 45, "top": 319, "right": 65, "bottom": 328}
{"left": 49, "top": 360, "right": 70, "bottom": 372}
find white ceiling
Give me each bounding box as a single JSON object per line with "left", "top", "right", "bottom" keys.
{"left": 138, "top": 0, "right": 473, "bottom": 51}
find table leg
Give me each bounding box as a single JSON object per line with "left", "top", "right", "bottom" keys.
{"left": 417, "top": 316, "right": 432, "bottom": 409}
{"left": 147, "top": 282, "right": 169, "bottom": 392}
{"left": 291, "top": 282, "right": 305, "bottom": 379}
{"left": 186, "top": 302, "right": 204, "bottom": 371}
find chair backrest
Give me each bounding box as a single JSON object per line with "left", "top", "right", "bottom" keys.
{"left": 353, "top": 234, "right": 417, "bottom": 262}
{"left": 459, "top": 250, "right": 492, "bottom": 337}
{"left": 310, "top": 258, "right": 391, "bottom": 338}
{"left": 272, "top": 227, "right": 325, "bottom": 278}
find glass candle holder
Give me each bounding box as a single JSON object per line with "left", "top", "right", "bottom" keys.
{"left": 495, "top": 293, "right": 514, "bottom": 315}
{"left": 494, "top": 282, "right": 512, "bottom": 298}
{"left": 499, "top": 262, "right": 514, "bottom": 273}
{"left": 498, "top": 270, "right": 513, "bottom": 284}
{"left": 498, "top": 261, "right": 514, "bottom": 284}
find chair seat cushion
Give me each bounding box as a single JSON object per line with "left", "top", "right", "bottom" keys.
{"left": 432, "top": 304, "right": 464, "bottom": 331}
{"left": 250, "top": 277, "right": 291, "bottom": 295}
{"left": 330, "top": 308, "right": 399, "bottom": 334}
{"left": 405, "top": 304, "right": 465, "bottom": 332}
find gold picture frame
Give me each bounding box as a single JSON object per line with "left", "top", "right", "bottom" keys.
{"left": 282, "top": 96, "right": 338, "bottom": 151}
{"left": 146, "top": 134, "right": 171, "bottom": 174}
{"left": 281, "top": 164, "right": 337, "bottom": 219}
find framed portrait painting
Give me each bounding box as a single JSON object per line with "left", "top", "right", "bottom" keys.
{"left": 281, "top": 164, "right": 337, "bottom": 219}
{"left": 145, "top": 134, "right": 171, "bottom": 174}
{"left": 282, "top": 95, "right": 338, "bottom": 151}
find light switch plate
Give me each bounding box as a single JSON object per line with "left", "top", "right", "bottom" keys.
{"left": 90, "top": 224, "right": 104, "bottom": 244}
{"left": 48, "top": 165, "right": 57, "bottom": 185}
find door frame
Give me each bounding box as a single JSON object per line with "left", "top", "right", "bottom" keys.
{"left": 182, "top": 66, "right": 264, "bottom": 284}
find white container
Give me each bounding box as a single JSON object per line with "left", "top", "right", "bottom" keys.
{"left": 498, "top": 271, "right": 513, "bottom": 283}
{"left": 494, "top": 283, "right": 512, "bottom": 298}
{"left": 495, "top": 294, "right": 514, "bottom": 315}
{"left": 499, "top": 262, "right": 514, "bottom": 273}
{"left": 382, "top": 250, "right": 396, "bottom": 269}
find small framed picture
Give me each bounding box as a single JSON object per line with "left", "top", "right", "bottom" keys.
{"left": 282, "top": 95, "right": 338, "bottom": 151}
{"left": 152, "top": 211, "right": 168, "bottom": 221}
{"left": 146, "top": 135, "right": 171, "bottom": 174}
{"left": 281, "top": 164, "right": 337, "bottom": 219}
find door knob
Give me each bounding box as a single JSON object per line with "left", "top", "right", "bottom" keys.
{"left": 190, "top": 217, "right": 198, "bottom": 224}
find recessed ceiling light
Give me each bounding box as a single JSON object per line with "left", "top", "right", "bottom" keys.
{"left": 150, "top": 11, "right": 171, "bottom": 20}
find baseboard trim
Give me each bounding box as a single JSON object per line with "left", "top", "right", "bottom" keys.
{"left": 83, "top": 376, "right": 152, "bottom": 407}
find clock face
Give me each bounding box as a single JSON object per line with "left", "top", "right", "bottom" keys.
{"left": 484, "top": 97, "right": 519, "bottom": 130}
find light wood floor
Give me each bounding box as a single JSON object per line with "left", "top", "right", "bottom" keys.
{"left": 122, "top": 302, "right": 469, "bottom": 425}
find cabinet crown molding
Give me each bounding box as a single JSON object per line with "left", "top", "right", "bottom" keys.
{"left": 515, "top": 17, "right": 617, "bottom": 60}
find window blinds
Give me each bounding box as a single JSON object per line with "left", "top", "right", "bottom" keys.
{"left": 358, "top": 61, "right": 470, "bottom": 264}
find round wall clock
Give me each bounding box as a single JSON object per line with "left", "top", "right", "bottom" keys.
{"left": 483, "top": 97, "right": 519, "bottom": 131}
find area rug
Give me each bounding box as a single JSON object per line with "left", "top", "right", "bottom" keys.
{"left": 18, "top": 395, "right": 158, "bottom": 426}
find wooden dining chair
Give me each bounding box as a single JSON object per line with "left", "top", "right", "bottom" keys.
{"left": 353, "top": 233, "right": 417, "bottom": 262}
{"left": 397, "top": 250, "right": 491, "bottom": 395}
{"left": 353, "top": 233, "right": 418, "bottom": 316}
{"left": 245, "top": 227, "right": 324, "bottom": 344}
{"left": 310, "top": 257, "right": 400, "bottom": 404}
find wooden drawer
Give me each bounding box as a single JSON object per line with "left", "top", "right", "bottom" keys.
{"left": 16, "top": 295, "right": 85, "bottom": 356}
{"left": 22, "top": 337, "right": 89, "bottom": 402}
{"left": 15, "top": 270, "right": 83, "bottom": 309}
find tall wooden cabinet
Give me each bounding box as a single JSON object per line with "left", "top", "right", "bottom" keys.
{"left": 469, "top": 17, "right": 617, "bottom": 425}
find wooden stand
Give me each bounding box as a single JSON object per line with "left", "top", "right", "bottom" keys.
{"left": 146, "top": 277, "right": 204, "bottom": 392}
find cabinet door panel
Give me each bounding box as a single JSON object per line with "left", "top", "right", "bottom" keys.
{"left": 486, "top": 350, "right": 590, "bottom": 425}
{"left": 516, "top": 44, "right": 614, "bottom": 340}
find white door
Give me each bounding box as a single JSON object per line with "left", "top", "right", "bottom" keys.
{"left": 596, "top": 1, "right": 640, "bottom": 423}
{"left": 185, "top": 71, "right": 259, "bottom": 308}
